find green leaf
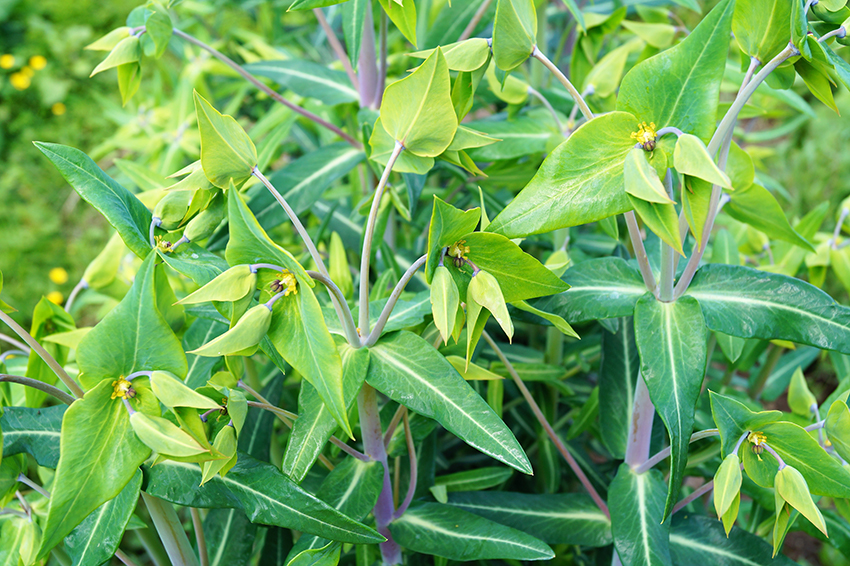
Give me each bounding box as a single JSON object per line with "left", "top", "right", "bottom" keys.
{"left": 468, "top": 270, "right": 513, "bottom": 340}
{"left": 533, "top": 258, "right": 648, "bottom": 323}
{"left": 775, "top": 465, "right": 828, "bottom": 536}
{"left": 90, "top": 36, "right": 141, "bottom": 76}
{"left": 425, "top": 196, "right": 481, "bottom": 283}
{"left": 342, "top": 0, "right": 367, "bottom": 67}
{"left": 625, "top": 148, "right": 674, "bottom": 204}
{"left": 788, "top": 367, "right": 817, "bottom": 417}
{"left": 634, "top": 295, "right": 707, "bottom": 518}
{"left": 194, "top": 91, "right": 258, "bottom": 189}
{"left": 203, "top": 509, "right": 257, "bottom": 566}
{"left": 609, "top": 464, "right": 672, "bottom": 566}
{"left": 686, "top": 264, "right": 850, "bottom": 354}
{"left": 826, "top": 400, "right": 850, "bottom": 463}
{"left": 466, "top": 112, "right": 560, "bottom": 161}
{"left": 431, "top": 265, "right": 460, "bottom": 345}
{"left": 378, "top": 0, "right": 417, "bottom": 46}
{"left": 487, "top": 112, "right": 636, "bottom": 238}
{"left": 86, "top": 27, "right": 131, "bottom": 51}
{"left": 245, "top": 61, "right": 359, "bottom": 106}
{"left": 287, "top": 0, "right": 347, "bottom": 9}
{"left": 617, "top": 0, "right": 734, "bottom": 142}
{"left": 39, "top": 380, "right": 151, "bottom": 557}
{"left": 143, "top": 453, "right": 384, "bottom": 543}
{"left": 435, "top": 467, "right": 512, "bottom": 492}
{"left": 411, "top": 39, "right": 491, "bottom": 72}
{"left": 599, "top": 318, "right": 639, "bottom": 459}
{"left": 621, "top": 21, "right": 675, "bottom": 49}
{"left": 629, "top": 196, "right": 683, "bottom": 255}
{"left": 1, "top": 405, "right": 64, "bottom": 468}
{"left": 65, "top": 469, "right": 142, "bottom": 566}
{"left": 389, "top": 501, "right": 554, "bottom": 560}
{"left": 369, "top": 117, "right": 435, "bottom": 174}
{"left": 130, "top": 412, "right": 209, "bottom": 457}
{"left": 367, "top": 331, "right": 532, "bottom": 474}
{"left": 380, "top": 48, "right": 457, "bottom": 156}
{"left": 190, "top": 304, "right": 272, "bottom": 357}
{"left": 583, "top": 39, "right": 644, "bottom": 98}
{"left": 673, "top": 134, "right": 732, "bottom": 188}
{"left": 725, "top": 184, "right": 815, "bottom": 251}
{"left": 24, "top": 297, "right": 74, "bottom": 407}
{"left": 267, "top": 283, "right": 351, "bottom": 438}
{"left": 732, "top": 0, "right": 793, "bottom": 63}
{"left": 145, "top": 3, "right": 173, "bottom": 59}
{"left": 713, "top": 454, "right": 742, "bottom": 519}
{"left": 512, "top": 300, "right": 579, "bottom": 338}
{"left": 669, "top": 515, "right": 797, "bottom": 565}
{"left": 447, "top": 491, "right": 611, "bottom": 547}
{"left": 34, "top": 143, "right": 152, "bottom": 258}
{"left": 177, "top": 264, "right": 257, "bottom": 305}
{"left": 77, "top": 253, "right": 187, "bottom": 389}
{"left": 708, "top": 391, "right": 781, "bottom": 457}
{"left": 282, "top": 340, "right": 368, "bottom": 483}
{"left": 492, "top": 0, "right": 537, "bottom": 72}
{"left": 117, "top": 62, "right": 141, "bottom": 106}
{"left": 791, "top": 0, "right": 812, "bottom": 59}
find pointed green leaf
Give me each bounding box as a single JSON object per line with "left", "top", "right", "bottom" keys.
{"left": 492, "top": 0, "right": 537, "bottom": 72}
{"left": 625, "top": 148, "right": 674, "bottom": 204}
{"left": 194, "top": 91, "right": 258, "bottom": 189}
{"left": 431, "top": 265, "right": 460, "bottom": 345}
{"left": 788, "top": 367, "right": 817, "bottom": 416}
{"left": 389, "top": 501, "right": 554, "bottom": 560}
{"left": 673, "top": 134, "right": 732, "bottom": 188}
{"left": 86, "top": 27, "right": 131, "bottom": 51}
{"left": 411, "top": 39, "right": 491, "bottom": 72}
{"left": 725, "top": 184, "right": 814, "bottom": 251}
{"left": 634, "top": 295, "right": 707, "bottom": 518}
{"left": 1, "top": 405, "right": 64, "bottom": 468}
{"left": 203, "top": 508, "right": 257, "bottom": 566}
{"left": 425, "top": 196, "right": 481, "bottom": 283}
{"left": 245, "top": 61, "right": 359, "bottom": 106}
{"left": 709, "top": 391, "right": 781, "bottom": 457}
{"left": 190, "top": 304, "right": 272, "bottom": 357}
{"left": 733, "top": 0, "right": 793, "bottom": 63}
{"left": 342, "top": 0, "right": 367, "bottom": 67}
{"left": 512, "top": 300, "right": 579, "bottom": 338}
{"left": 369, "top": 117, "right": 435, "bottom": 174}
{"left": 599, "top": 318, "right": 640, "bottom": 459}
{"left": 776, "top": 465, "right": 828, "bottom": 536}
{"left": 826, "top": 400, "right": 850, "bottom": 463}
{"left": 609, "top": 464, "right": 672, "bottom": 566}
{"left": 378, "top": 0, "right": 417, "bottom": 46}
{"left": 669, "top": 515, "right": 797, "bottom": 565}
{"left": 130, "top": 412, "right": 209, "bottom": 457}
{"left": 629, "top": 196, "right": 683, "bottom": 255}
{"left": 367, "top": 330, "right": 532, "bottom": 474}
{"left": 178, "top": 265, "right": 257, "bottom": 305}
{"left": 90, "top": 36, "right": 141, "bottom": 76}
{"left": 468, "top": 270, "right": 513, "bottom": 340}
{"left": 713, "top": 454, "right": 743, "bottom": 519}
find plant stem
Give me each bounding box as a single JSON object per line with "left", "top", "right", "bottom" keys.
{"left": 307, "top": 270, "right": 361, "bottom": 346}
{"left": 831, "top": 207, "right": 849, "bottom": 248}
{"left": 171, "top": 29, "right": 360, "bottom": 148}
{"left": 359, "top": 141, "right": 404, "bottom": 336}
{"left": 762, "top": 442, "right": 787, "bottom": 469}
{"left": 658, "top": 171, "right": 676, "bottom": 302}
{"left": 671, "top": 478, "right": 715, "bottom": 514}
{"left": 819, "top": 26, "right": 847, "bottom": 42}
{"left": 358, "top": 5, "right": 379, "bottom": 108}
{"left": 0, "top": 374, "right": 75, "bottom": 405}
{"left": 0, "top": 332, "right": 29, "bottom": 352}
{"left": 393, "top": 409, "right": 417, "bottom": 519}
{"left": 635, "top": 429, "right": 719, "bottom": 474}
{"left": 625, "top": 375, "right": 655, "bottom": 468}
{"left": 805, "top": 419, "right": 826, "bottom": 432}
{"left": 625, "top": 211, "right": 658, "bottom": 295}
{"left": 482, "top": 331, "right": 610, "bottom": 518}
{"left": 384, "top": 403, "right": 407, "bottom": 447}
{"left": 16, "top": 474, "right": 50, "bottom": 499}
{"left": 115, "top": 549, "right": 143, "bottom": 566}
{"left": 358, "top": 384, "right": 402, "bottom": 564}
{"left": 365, "top": 254, "right": 427, "bottom": 347}
{"left": 0, "top": 310, "right": 84, "bottom": 398}
{"left": 136, "top": 519, "right": 171, "bottom": 566}
{"left": 748, "top": 344, "right": 783, "bottom": 398}
{"left": 377, "top": 11, "right": 388, "bottom": 108}
{"left": 65, "top": 278, "right": 88, "bottom": 313}
{"left": 141, "top": 492, "right": 201, "bottom": 566}
{"left": 459, "top": 0, "right": 493, "bottom": 41}
{"left": 527, "top": 86, "right": 564, "bottom": 133}
{"left": 190, "top": 508, "right": 210, "bottom": 566}
{"left": 531, "top": 47, "right": 593, "bottom": 121}
{"left": 313, "top": 9, "right": 358, "bottom": 90}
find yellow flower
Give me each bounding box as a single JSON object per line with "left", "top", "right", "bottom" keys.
{"left": 51, "top": 102, "right": 66, "bottom": 116}
{"left": 20, "top": 66, "right": 34, "bottom": 78}
{"left": 448, "top": 240, "right": 470, "bottom": 261}
{"left": 271, "top": 270, "right": 298, "bottom": 296}
{"left": 47, "top": 291, "right": 64, "bottom": 305}
{"left": 631, "top": 121, "right": 658, "bottom": 147}
{"left": 155, "top": 235, "right": 173, "bottom": 253}
{"left": 0, "top": 54, "right": 14, "bottom": 69}
{"left": 111, "top": 377, "right": 132, "bottom": 400}
{"left": 29, "top": 55, "right": 47, "bottom": 70}
{"left": 747, "top": 431, "right": 767, "bottom": 446}
{"left": 9, "top": 72, "right": 30, "bottom": 90}
{"left": 49, "top": 267, "right": 69, "bottom": 285}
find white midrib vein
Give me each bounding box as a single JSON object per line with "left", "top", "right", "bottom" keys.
{"left": 452, "top": 502, "right": 608, "bottom": 523}
{"left": 75, "top": 501, "right": 110, "bottom": 564}
{"left": 250, "top": 65, "right": 358, "bottom": 98}
{"left": 211, "top": 509, "right": 236, "bottom": 566}
{"left": 663, "top": 305, "right": 683, "bottom": 440}
{"left": 636, "top": 474, "right": 651, "bottom": 565}
{"left": 397, "top": 513, "right": 542, "bottom": 551}
{"left": 669, "top": 534, "right": 760, "bottom": 566}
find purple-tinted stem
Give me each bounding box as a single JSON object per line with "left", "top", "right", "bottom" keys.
{"left": 625, "top": 375, "right": 655, "bottom": 468}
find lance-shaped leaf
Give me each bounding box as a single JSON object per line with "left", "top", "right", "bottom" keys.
{"left": 708, "top": 391, "right": 782, "bottom": 457}
{"left": 713, "top": 453, "right": 743, "bottom": 520}
{"left": 77, "top": 252, "right": 187, "bottom": 389}
{"left": 34, "top": 143, "right": 152, "bottom": 258}
{"left": 669, "top": 515, "right": 797, "bottom": 565}
{"left": 86, "top": 27, "right": 131, "bottom": 51}
{"left": 532, "top": 258, "right": 649, "bottom": 323}
{"left": 686, "top": 264, "right": 850, "bottom": 354}
{"left": 775, "top": 465, "right": 828, "bottom": 536}
{"left": 629, "top": 196, "right": 683, "bottom": 255}
{"left": 609, "top": 464, "right": 672, "bottom": 566}
{"left": 380, "top": 48, "right": 458, "bottom": 157}
{"left": 492, "top": 0, "right": 536, "bottom": 72}
{"left": 725, "top": 184, "right": 814, "bottom": 251}
{"left": 202, "top": 425, "right": 237, "bottom": 484}
{"left": 389, "top": 501, "right": 554, "bottom": 560}
{"left": 378, "top": 0, "right": 417, "bottom": 47}
{"left": 431, "top": 265, "right": 460, "bottom": 345}
{"left": 24, "top": 297, "right": 74, "bottom": 407}
{"left": 203, "top": 508, "right": 257, "bottom": 566}
{"left": 65, "top": 469, "right": 142, "bottom": 566}
{"left": 599, "top": 318, "right": 639, "bottom": 459}
{"left": 194, "top": 91, "right": 258, "bottom": 189}
{"left": 826, "top": 400, "right": 850, "bottom": 463}
{"left": 467, "top": 270, "right": 513, "bottom": 341}
{"left": 425, "top": 197, "right": 481, "bottom": 282}
{"left": 90, "top": 35, "right": 140, "bottom": 76}
{"left": 411, "top": 39, "right": 492, "bottom": 72}
{"left": 733, "top": 0, "right": 793, "bottom": 63}
{"left": 618, "top": 0, "right": 734, "bottom": 142}
{"left": 130, "top": 412, "right": 210, "bottom": 457}
{"left": 177, "top": 265, "right": 257, "bottom": 305}
{"left": 487, "top": 112, "right": 636, "bottom": 238}
{"left": 145, "top": 3, "right": 172, "bottom": 59}
{"left": 367, "top": 330, "right": 532, "bottom": 474}
{"left": 788, "top": 368, "right": 817, "bottom": 417}
{"left": 512, "top": 300, "right": 579, "bottom": 338}
{"left": 447, "top": 491, "right": 611, "bottom": 547}
{"left": 245, "top": 60, "right": 359, "bottom": 106}
{"left": 150, "top": 370, "right": 222, "bottom": 410}
{"left": 673, "top": 134, "right": 732, "bottom": 188}
{"left": 1, "top": 405, "right": 64, "bottom": 468}
{"left": 634, "top": 295, "right": 707, "bottom": 518}
{"left": 38, "top": 381, "right": 151, "bottom": 558}
{"left": 190, "top": 304, "right": 272, "bottom": 358}
{"left": 435, "top": 468, "right": 513, "bottom": 493}
{"left": 625, "top": 148, "right": 674, "bottom": 204}
{"left": 142, "top": 453, "right": 384, "bottom": 543}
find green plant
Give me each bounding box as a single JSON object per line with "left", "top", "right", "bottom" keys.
{"left": 4, "top": 0, "right": 850, "bottom": 564}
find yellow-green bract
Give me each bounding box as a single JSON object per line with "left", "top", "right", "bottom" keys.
{"left": 189, "top": 304, "right": 272, "bottom": 357}
{"left": 194, "top": 91, "right": 258, "bottom": 189}
{"left": 177, "top": 264, "right": 257, "bottom": 305}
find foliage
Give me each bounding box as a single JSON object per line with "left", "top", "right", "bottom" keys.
{"left": 3, "top": 0, "right": 850, "bottom": 565}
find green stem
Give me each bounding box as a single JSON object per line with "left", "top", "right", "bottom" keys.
{"left": 531, "top": 47, "right": 593, "bottom": 121}
{"left": 0, "top": 374, "right": 75, "bottom": 405}
{"left": 748, "top": 344, "right": 784, "bottom": 398}
{"left": 625, "top": 211, "right": 658, "bottom": 294}
{"left": 527, "top": 86, "right": 565, "bottom": 133}
{"left": 190, "top": 508, "right": 209, "bottom": 566}
{"left": 313, "top": 9, "right": 358, "bottom": 90}
{"left": 0, "top": 310, "right": 84, "bottom": 398}
{"left": 141, "top": 492, "right": 200, "bottom": 566}
{"left": 359, "top": 141, "right": 404, "bottom": 336}
{"left": 459, "top": 0, "right": 493, "bottom": 41}
{"left": 115, "top": 549, "right": 143, "bottom": 566}
{"left": 307, "top": 270, "right": 360, "bottom": 347}
{"left": 635, "top": 429, "right": 719, "bottom": 474}
{"left": 364, "top": 254, "right": 426, "bottom": 347}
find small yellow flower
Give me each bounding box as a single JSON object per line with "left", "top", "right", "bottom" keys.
{"left": 448, "top": 240, "right": 470, "bottom": 261}
{"left": 631, "top": 121, "right": 658, "bottom": 148}
{"left": 155, "top": 235, "right": 173, "bottom": 253}
{"left": 46, "top": 291, "right": 64, "bottom": 305}
{"left": 748, "top": 431, "right": 767, "bottom": 446}
{"left": 271, "top": 270, "right": 298, "bottom": 296}
{"left": 9, "top": 72, "right": 30, "bottom": 90}
{"left": 49, "top": 267, "right": 69, "bottom": 285}
{"left": 51, "top": 102, "right": 66, "bottom": 116}
{"left": 29, "top": 55, "right": 47, "bottom": 70}
{"left": 111, "top": 377, "right": 132, "bottom": 400}
{"left": 0, "top": 54, "right": 14, "bottom": 69}
{"left": 20, "top": 66, "right": 34, "bottom": 78}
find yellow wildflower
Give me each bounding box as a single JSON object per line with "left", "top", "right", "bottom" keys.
{"left": 631, "top": 121, "right": 658, "bottom": 148}
{"left": 154, "top": 235, "right": 173, "bottom": 253}
{"left": 111, "top": 376, "right": 132, "bottom": 400}
{"left": 29, "top": 55, "right": 47, "bottom": 70}
{"left": 747, "top": 431, "right": 767, "bottom": 446}
{"left": 271, "top": 270, "right": 298, "bottom": 296}
{"left": 47, "top": 291, "right": 64, "bottom": 305}
{"left": 448, "top": 240, "right": 470, "bottom": 261}
{"left": 49, "top": 267, "right": 69, "bottom": 285}
{"left": 9, "top": 72, "right": 30, "bottom": 90}
{"left": 0, "top": 54, "right": 14, "bottom": 69}
{"left": 51, "top": 102, "right": 66, "bottom": 116}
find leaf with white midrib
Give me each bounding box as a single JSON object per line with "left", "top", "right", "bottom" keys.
{"left": 609, "top": 464, "right": 672, "bottom": 566}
